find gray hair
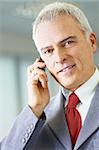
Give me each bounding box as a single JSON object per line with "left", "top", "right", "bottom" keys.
{"left": 32, "top": 2, "right": 93, "bottom": 42}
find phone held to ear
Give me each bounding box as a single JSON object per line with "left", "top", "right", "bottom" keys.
{"left": 39, "top": 57, "right": 46, "bottom": 71}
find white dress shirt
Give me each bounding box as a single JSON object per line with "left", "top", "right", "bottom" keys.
{"left": 61, "top": 67, "right": 99, "bottom": 125}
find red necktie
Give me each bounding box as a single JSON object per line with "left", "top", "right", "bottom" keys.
{"left": 65, "top": 93, "right": 82, "bottom": 145}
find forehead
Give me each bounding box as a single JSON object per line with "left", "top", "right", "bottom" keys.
{"left": 35, "top": 15, "right": 82, "bottom": 49}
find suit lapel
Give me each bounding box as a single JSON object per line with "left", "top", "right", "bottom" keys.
{"left": 74, "top": 83, "right": 99, "bottom": 150}
{"left": 45, "top": 90, "right": 72, "bottom": 150}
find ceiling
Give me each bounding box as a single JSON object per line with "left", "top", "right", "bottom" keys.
{"left": 0, "top": 0, "right": 99, "bottom": 56}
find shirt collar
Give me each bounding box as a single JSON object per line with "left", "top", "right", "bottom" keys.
{"left": 75, "top": 67, "right": 99, "bottom": 104}
{"left": 61, "top": 67, "right": 99, "bottom": 104}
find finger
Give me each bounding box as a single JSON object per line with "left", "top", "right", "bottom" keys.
{"left": 34, "top": 58, "right": 45, "bottom": 68}
{"left": 34, "top": 62, "right": 46, "bottom": 69}
{"left": 39, "top": 75, "right": 48, "bottom": 88}
{"left": 27, "top": 74, "right": 48, "bottom": 89}
{"left": 27, "top": 69, "right": 48, "bottom": 87}
{"left": 29, "top": 68, "right": 47, "bottom": 80}
{"left": 27, "top": 62, "right": 46, "bottom": 76}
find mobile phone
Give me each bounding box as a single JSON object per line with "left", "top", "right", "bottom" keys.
{"left": 39, "top": 57, "right": 46, "bottom": 71}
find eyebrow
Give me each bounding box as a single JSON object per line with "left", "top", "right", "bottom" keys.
{"left": 40, "top": 36, "right": 77, "bottom": 51}
{"left": 59, "top": 36, "right": 77, "bottom": 44}
{"left": 40, "top": 45, "right": 53, "bottom": 52}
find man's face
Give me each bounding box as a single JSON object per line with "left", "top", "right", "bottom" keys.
{"left": 35, "top": 15, "right": 96, "bottom": 90}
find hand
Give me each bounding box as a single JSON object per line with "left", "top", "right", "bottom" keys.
{"left": 27, "top": 58, "right": 50, "bottom": 118}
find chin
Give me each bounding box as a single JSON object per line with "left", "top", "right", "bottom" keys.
{"left": 59, "top": 77, "right": 77, "bottom": 89}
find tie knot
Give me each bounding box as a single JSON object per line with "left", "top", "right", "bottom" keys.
{"left": 67, "top": 93, "right": 79, "bottom": 108}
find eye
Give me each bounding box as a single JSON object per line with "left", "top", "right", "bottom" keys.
{"left": 62, "top": 40, "right": 75, "bottom": 48}
{"left": 43, "top": 48, "right": 54, "bottom": 54}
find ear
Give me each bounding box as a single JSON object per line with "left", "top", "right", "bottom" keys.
{"left": 89, "top": 33, "right": 97, "bottom": 53}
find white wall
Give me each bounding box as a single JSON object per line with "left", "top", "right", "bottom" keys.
{"left": 0, "top": 57, "right": 19, "bottom": 139}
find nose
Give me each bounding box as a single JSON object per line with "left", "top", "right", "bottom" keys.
{"left": 53, "top": 45, "right": 67, "bottom": 64}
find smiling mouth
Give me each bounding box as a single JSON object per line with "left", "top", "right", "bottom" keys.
{"left": 57, "top": 64, "right": 76, "bottom": 74}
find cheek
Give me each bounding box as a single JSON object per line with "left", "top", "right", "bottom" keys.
{"left": 73, "top": 45, "right": 88, "bottom": 63}
{"left": 80, "top": 50, "right": 92, "bottom": 65}
{"left": 77, "top": 42, "right": 93, "bottom": 63}
{"left": 75, "top": 50, "right": 93, "bottom": 76}
{"left": 44, "top": 58, "right": 54, "bottom": 70}
{"left": 45, "top": 60, "right": 58, "bottom": 77}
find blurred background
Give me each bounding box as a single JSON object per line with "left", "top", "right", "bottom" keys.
{"left": 0, "top": 0, "right": 99, "bottom": 140}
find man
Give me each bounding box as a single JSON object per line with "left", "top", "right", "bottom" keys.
{"left": 0, "top": 2, "right": 99, "bottom": 150}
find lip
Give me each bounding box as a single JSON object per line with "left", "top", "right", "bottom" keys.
{"left": 57, "top": 64, "right": 76, "bottom": 74}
